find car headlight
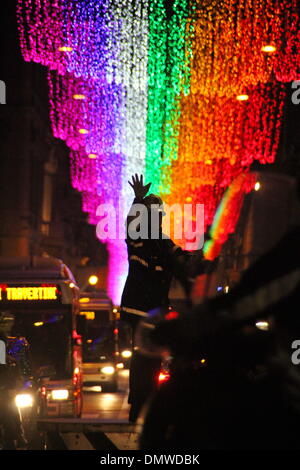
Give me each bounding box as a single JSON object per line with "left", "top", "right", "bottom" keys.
{"left": 15, "top": 393, "right": 33, "bottom": 408}
{"left": 51, "top": 389, "right": 69, "bottom": 400}
{"left": 121, "top": 350, "right": 132, "bottom": 359}
{"left": 101, "top": 366, "right": 115, "bottom": 375}
{"left": 255, "top": 321, "right": 269, "bottom": 331}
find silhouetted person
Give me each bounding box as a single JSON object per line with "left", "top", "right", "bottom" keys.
{"left": 121, "top": 174, "right": 208, "bottom": 422}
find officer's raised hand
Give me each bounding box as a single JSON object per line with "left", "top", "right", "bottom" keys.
{"left": 128, "top": 174, "right": 151, "bottom": 200}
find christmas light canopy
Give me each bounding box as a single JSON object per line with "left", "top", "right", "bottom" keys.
{"left": 16, "top": 0, "right": 300, "bottom": 302}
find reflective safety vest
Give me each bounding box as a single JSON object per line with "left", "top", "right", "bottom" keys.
{"left": 121, "top": 236, "right": 184, "bottom": 323}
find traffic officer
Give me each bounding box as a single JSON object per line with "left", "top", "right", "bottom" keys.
{"left": 121, "top": 174, "right": 205, "bottom": 422}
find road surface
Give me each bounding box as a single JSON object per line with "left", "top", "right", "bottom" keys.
{"left": 82, "top": 369, "right": 131, "bottom": 421}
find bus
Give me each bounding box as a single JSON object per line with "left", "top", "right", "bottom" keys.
{"left": 78, "top": 290, "right": 119, "bottom": 392}
{"left": 0, "top": 256, "right": 83, "bottom": 418}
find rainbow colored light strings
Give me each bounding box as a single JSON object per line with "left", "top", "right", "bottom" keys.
{"left": 17, "top": 0, "right": 300, "bottom": 302}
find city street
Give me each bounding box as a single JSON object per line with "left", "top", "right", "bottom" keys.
{"left": 41, "top": 369, "right": 139, "bottom": 450}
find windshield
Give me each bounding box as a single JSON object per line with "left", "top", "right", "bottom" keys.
{"left": 0, "top": 310, "right": 72, "bottom": 379}
{"left": 82, "top": 313, "right": 115, "bottom": 363}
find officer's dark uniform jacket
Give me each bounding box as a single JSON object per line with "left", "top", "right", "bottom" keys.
{"left": 120, "top": 197, "right": 199, "bottom": 328}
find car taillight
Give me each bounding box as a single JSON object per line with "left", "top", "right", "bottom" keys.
{"left": 165, "top": 310, "right": 179, "bottom": 321}
{"left": 157, "top": 371, "right": 170, "bottom": 384}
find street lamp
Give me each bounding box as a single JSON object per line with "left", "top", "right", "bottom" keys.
{"left": 236, "top": 94, "right": 249, "bottom": 101}
{"left": 261, "top": 45, "right": 276, "bottom": 53}
{"left": 88, "top": 275, "right": 98, "bottom": 286}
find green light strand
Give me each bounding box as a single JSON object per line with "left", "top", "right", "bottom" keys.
{"left": 145, "top": 0, "right": 194, "bottom": 195}
{"left": 145, "top": 0, "right": 167, "bottom": 192}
